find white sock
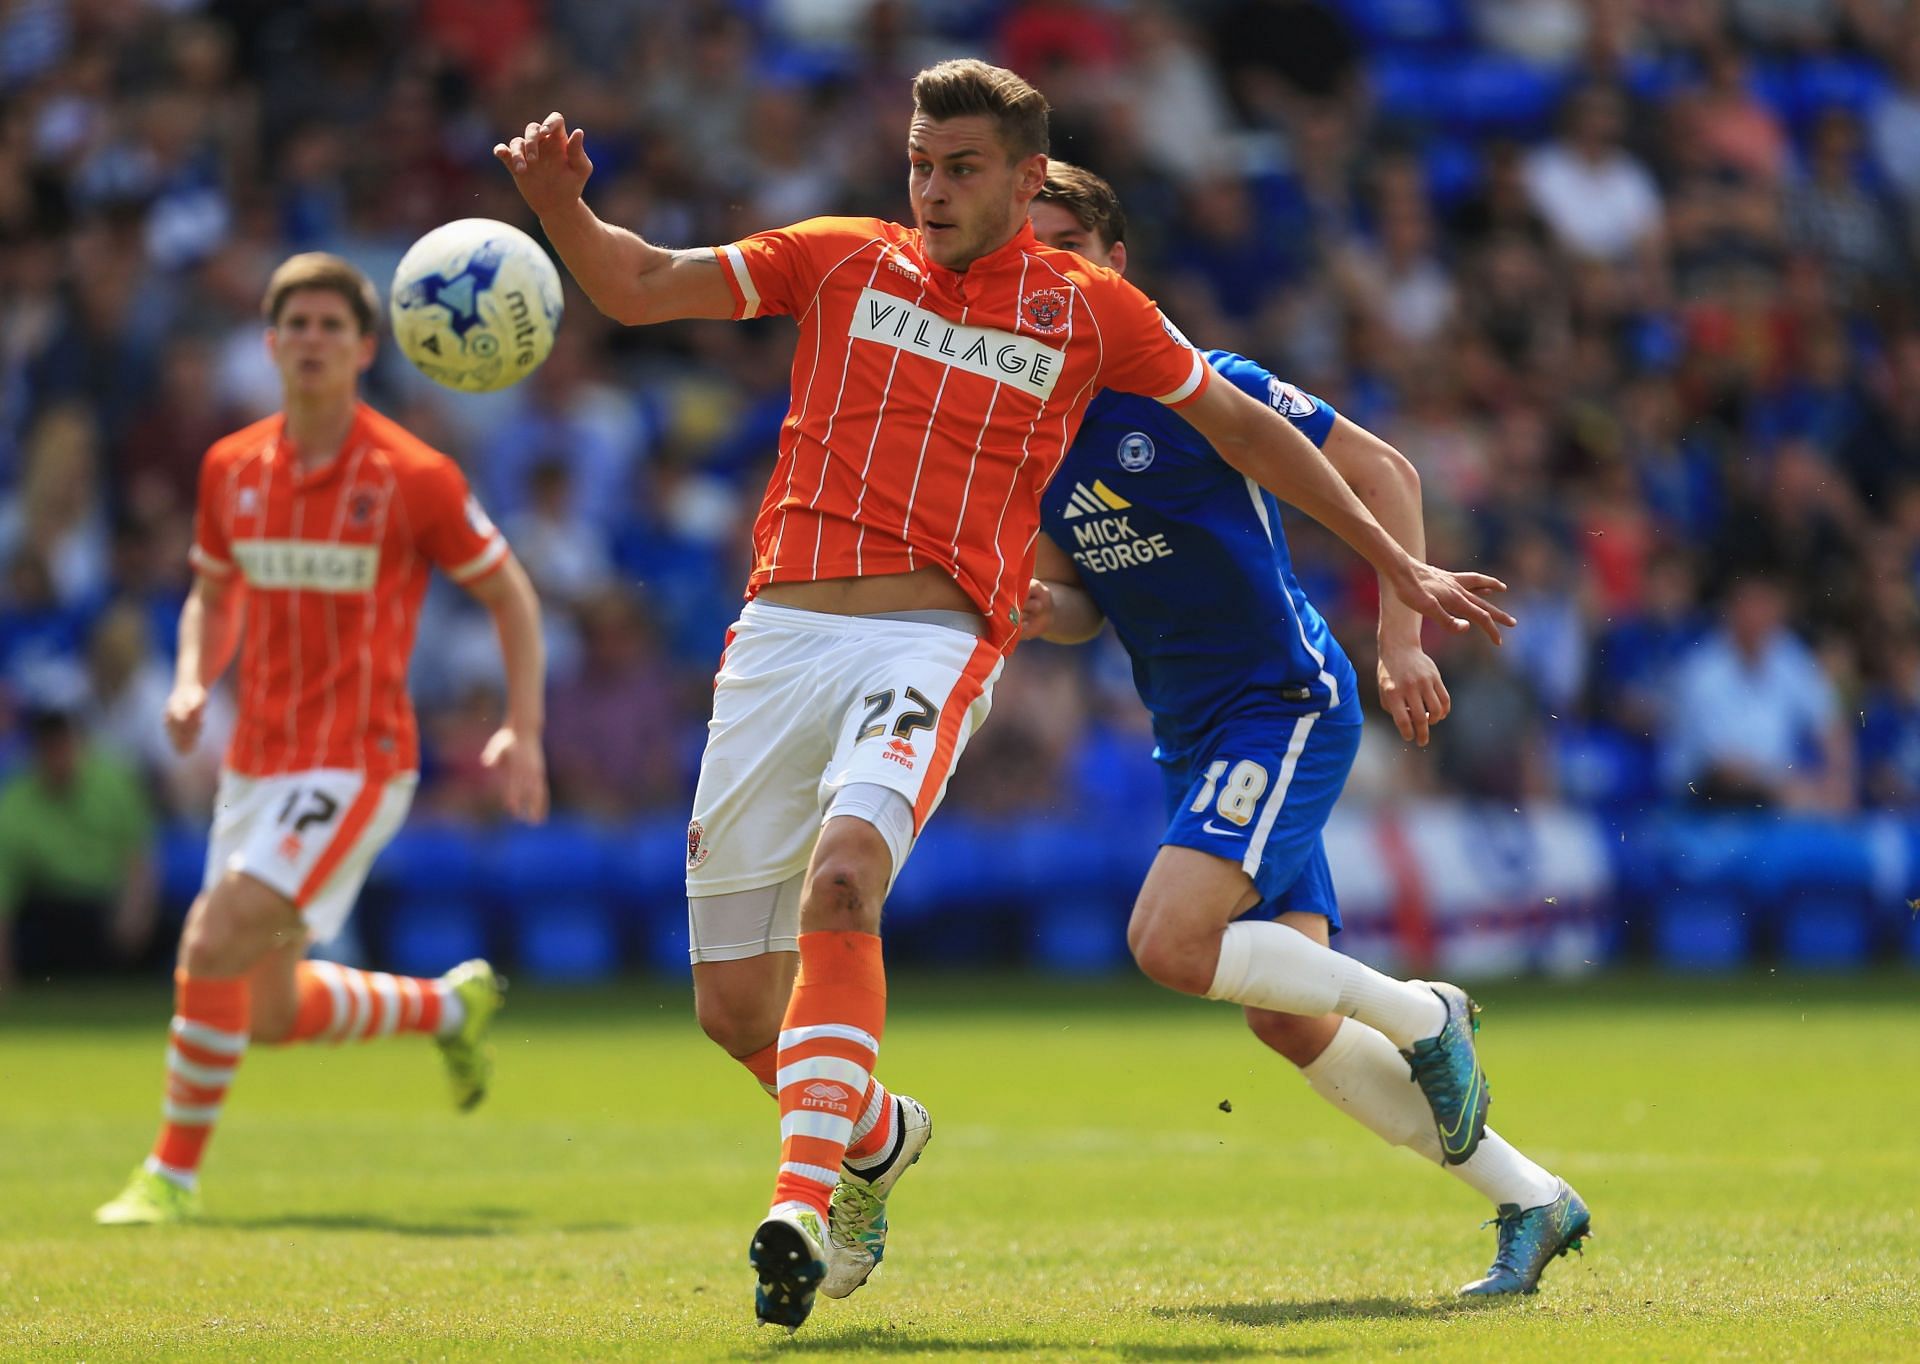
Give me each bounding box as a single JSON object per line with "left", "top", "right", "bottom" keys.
{"left": 1299, "top": 1017, "right": 1562, "bottom": 1210}
{"left": 1206, "top": 920, "right": 1445, "bottom": 1048}
{"left": 436, "top": 987, "right": 466, "bottom": 1038}
{"left": 143, "top": 1153, "right": 196, "bottom": 1191}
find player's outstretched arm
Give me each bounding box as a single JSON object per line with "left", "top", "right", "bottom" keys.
{"left": 1182, "top": 380, "right": 1513, "bottom": 646}
{"left": 1022, "top": 535, "right": 1106, "bottom": 644}
{"left": 462, "top": 556, "right": 550, "bottom": 824}
{"left": 1321, "top": 416, "right": 1451, "bottom": 746}
{"left": 165, "top": 573, "right": 243, "bottom": 755}
{"left": 494, "top": 112, "right": 735, "bottom": 325}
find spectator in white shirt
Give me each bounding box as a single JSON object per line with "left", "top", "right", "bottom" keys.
{"left": 1663, "top": 575, "right": 1854, "bottom": 810}
{"left": 1524, "top": 85, "right": 1664, "bottom": 264}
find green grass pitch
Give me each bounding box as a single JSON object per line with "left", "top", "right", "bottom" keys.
{"left": 2, "top": 971, "right": 1916, "bottom": 1361}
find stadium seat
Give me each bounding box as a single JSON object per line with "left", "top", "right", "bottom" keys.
{"left": 1652, "top": 887, "right": 1750, "bottom": 971}
{"left": 1619, "top": 51, "right": 1698, "bottom": 103}
{"left": 1371, "top": 53, "right": 1569, "bottom": 136}
{"left": 1779, "top": 893, "right": 1871, "bottom": 970}
{"left": 514, "top": 899, "right": 621, "bottom": 983}
{"left": 157, "top": 824, "right": 209, "bottom": 918}
{"left": 1421, "top": 138, "right": 1485, "bottom": 208}
{"left": 488, "top": 818, "right": 609, "bottom": 902}
{"left": 370, "top": 824, "right": 484, "bottom": 900}
{"left": 1752, "top": 56, "right": 1890, "bottom": 133}
{"left": 1334, "top": 0, "right": 1473, "bottom": 50}
{"left": 382, "top": 898, "right": 489, "bottom": 979}
{"left": 1032, "top": 895, "right": 1132, "bottom": 975}
{"left": 1552, "top": 724, "right": 1657, "bottom": 811}
{"left": 606, "top": 814, "right": 690, "bottom": 973}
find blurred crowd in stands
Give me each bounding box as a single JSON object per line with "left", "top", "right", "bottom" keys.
{"left": 7, "top": 0, "right": 1920, "bottom": 960}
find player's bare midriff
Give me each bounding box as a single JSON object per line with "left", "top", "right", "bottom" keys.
{"left": 757, "top": 566, "right": 986, "bottom": 634}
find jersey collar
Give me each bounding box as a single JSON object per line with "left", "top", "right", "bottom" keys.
{"left": 920, "top": 220, "right": 1042, "bottom": 295}
{"left": 274, "top": 404, "right": 371, "bottom": 488}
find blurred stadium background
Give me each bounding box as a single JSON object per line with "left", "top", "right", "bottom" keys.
{"left": 5, "top": 0, "right": 1920, "bottom": 989}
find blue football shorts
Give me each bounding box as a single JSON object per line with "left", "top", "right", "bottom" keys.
{"left": 1157, "top": 705, "right": 1362, "bottom": 932}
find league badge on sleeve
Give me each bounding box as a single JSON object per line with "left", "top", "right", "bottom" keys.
{"left": 1268, "top": 378, "right": 1317, "bottom": 418}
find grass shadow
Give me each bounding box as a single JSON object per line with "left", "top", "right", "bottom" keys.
{"left": 222, "top": 1207, "right": 532, "bottom": 1238}
{"left": 733, "top": 1328, "right": 1041, "bottom": 1356}
{"left": 737, "top": 1327, "right": 1282, "bottom": 1358}
{"left": 1163, "top": 1296, "right": 1505, "bottom": 1329}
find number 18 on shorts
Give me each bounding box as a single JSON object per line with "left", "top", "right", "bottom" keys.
{"left": 1159, "top": 712, "right": 1362, "bottom": 928}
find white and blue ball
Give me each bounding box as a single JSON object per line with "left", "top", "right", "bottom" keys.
{"left": 390, "top": 218, "right": 562, "bottom": 393}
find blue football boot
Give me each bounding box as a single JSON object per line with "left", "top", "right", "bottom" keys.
{"left": 1458, "top": 1180, "right": 1592, "bottom": 1295}
{"left": 1401, "top": 983, "right": 1490, "bottom": 1165}
{"left": 750, "top": 1203, "right": 828, "bottom": 1333}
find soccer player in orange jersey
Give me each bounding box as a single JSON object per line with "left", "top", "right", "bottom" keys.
{"left": 94, "top": 254, "right": 549, "bottom": 1227}
{"left": 497, "top": 59, "right": 1511, "bottom": 1330}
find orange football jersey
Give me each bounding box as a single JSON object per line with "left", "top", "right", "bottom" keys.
{"left": 716, "top": 217, "right": 1210, "bottom": 648}
{"left": 190, "top": 403, "right": 507, "bottom": 779}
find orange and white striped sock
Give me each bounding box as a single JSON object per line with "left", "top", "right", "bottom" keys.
{"left": 283, "top": 961, "right": 458, "bottom": 1043}
{"left": 771, "top": 931, "right": 886, "bottom": 1217}
{"left": 739, "top": 1039, "right": 897, "bottom": 1166}
{"left": 842, "top": 1078, "right": 898, "bottom": 1167}
{"left": 739, "top": 1041, "right": 780, "bottom": 1097}
{"left": 146, "top": 972, "right": 250, "bottom": 1191}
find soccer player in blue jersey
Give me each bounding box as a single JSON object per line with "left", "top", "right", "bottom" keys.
{"left": 1024, "top": 164, "right": 1590, "bottom": 1296}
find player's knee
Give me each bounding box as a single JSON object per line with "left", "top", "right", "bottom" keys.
{"left": 694, "top": 990, "right": 777, "bottom": 1056}
{"left": 800, "top": 841, "right": 886, "bottom": 934}
{"left": 249, "top": 998, "right": 296, "bottom": 1045}
{"left": 1245, "top": 1007, "right": 1339, "bottom": 1067}
{"left": 180, "top": 878, "right": 296, "bottom": 976}
{"left": 178, "top": 893, "right": 246, "bottom": 976}
{"left": 1127, "top": 915, "right": 1216, "bottom": 997}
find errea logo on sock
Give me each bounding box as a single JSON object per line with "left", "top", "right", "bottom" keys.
{"left": 801, "top": 1082, "right": 853, "bottom": 1113}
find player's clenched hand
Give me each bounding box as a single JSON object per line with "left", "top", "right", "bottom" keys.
{"left": 1377, "top": 640, "right": 1450, "bottom": 747}
{"left": 481, "top": 726, "right": 549, "bottom": 824}
{"left": 164, "top": 682, "right": 207, "bottom": 755}
{"left": 1020, "top": 579, "right": 1055, "bottom": 641}
{"left": 493, "top": 111, "right": 593, "bottom": 219}
{"left": 1393, "top": 560, "right": 1514, "bottom": 647}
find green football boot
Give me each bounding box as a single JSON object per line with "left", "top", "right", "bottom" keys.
{"left": 1401, "top": 982, "right": 1490, "bottom": 1165}
{"left": 435, "top": 959, "right": 504, "bottom": 1112}
{"left": 1459, "top": 1180, "right": 1592, "bottom": 1295}
{"left": 823, "top": 1094, "right": 933, "bottom": 1299}
{"left": 94, "top": 1165, "right": 202, "bottom": 1226}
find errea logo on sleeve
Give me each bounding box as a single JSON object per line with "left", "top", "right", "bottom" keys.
{"left": 232, "top": 540, "right": 379, "bottom": 593}
{"left": 851, "top": 288, "right": 1062, "bottom": 399}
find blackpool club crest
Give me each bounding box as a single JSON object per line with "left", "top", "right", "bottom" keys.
{"left": 1021, "top": 288, "right": 1069, "bottom": 335}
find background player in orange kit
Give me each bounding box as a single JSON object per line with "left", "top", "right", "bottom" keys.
{"left": 93, "top": 253, "right": 549, "bottom": 1226}
{"left": 496, "top": 59, "right": 1510, "bottom": 1331}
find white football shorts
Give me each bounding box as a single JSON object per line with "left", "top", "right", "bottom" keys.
{"left": 684, "top": 598, "right": 1003, "bottom": 958}
{"left": 204, "top": 767, "right": 417, "bottom": 944}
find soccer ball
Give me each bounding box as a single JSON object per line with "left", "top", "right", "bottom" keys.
{"left": 390, "top": 218, "right": 563, "bottom": 393}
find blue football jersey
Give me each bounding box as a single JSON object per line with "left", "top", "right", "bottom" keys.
{"left": 1039, "top": 349, "right": 1359, "bottom": 759}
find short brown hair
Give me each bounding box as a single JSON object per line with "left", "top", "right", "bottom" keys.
{"left": 911, "top": 59, "right": 1050, "bottom": 160}
{"left": 1036, "top": 161, "right": 1127, "bottom": 246}
{"left": 262, "top": 252, "right": 380, "bottom": 334}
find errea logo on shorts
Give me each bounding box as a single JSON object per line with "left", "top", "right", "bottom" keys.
{"left": 232, "top": 539, "right": 378, "bottom": 593}
{"left": 851, "top": 288, "right": 1062, "bottom": 399}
